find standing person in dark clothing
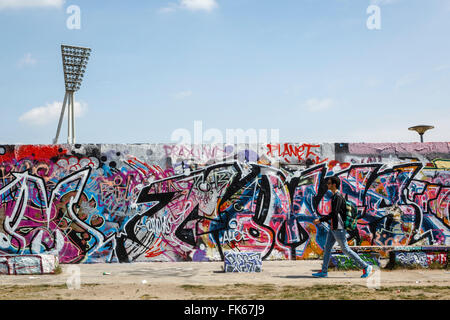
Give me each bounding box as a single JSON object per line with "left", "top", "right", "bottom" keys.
{"left": 312, "top": 176, "right": 373, "bottom": 278}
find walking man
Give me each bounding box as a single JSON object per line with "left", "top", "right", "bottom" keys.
{"left": 312, "top": 176, "right": 373, "bottom": 278}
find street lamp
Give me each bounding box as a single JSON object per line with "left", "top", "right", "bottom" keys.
{"left": 53, "top": 44, "right": 92, "bottom": 145}
{"left": 408, "top": 125, "right": 434, "bottom": 143}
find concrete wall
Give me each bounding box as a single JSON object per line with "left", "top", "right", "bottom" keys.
{"left": 0, "top": 142, "right": 448, "bottom": 263}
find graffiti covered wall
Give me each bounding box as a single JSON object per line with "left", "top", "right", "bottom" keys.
{"left": 0, "top": 142, "right": 448, "bottom": 264}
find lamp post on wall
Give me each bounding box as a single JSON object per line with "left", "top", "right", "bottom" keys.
{"left": 53, "top": 44, "right": 92, "bottom": 145}
{"left": 408, "top": 125, "right": 434, "bottom": 143}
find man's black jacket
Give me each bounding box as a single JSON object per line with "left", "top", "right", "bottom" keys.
{"left": 319, "top": 191, "right": 347, "bottom": 230}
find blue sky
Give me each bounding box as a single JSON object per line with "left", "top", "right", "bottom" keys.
{"left": 0, "top": 0, "right": 449, "bottom": 144}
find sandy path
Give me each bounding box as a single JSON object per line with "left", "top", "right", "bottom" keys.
{"left": 0, "top": 260, "right": 449, "bottom": 300}
{"left": 1, "top": 260, "right": 449, "bottom": 287}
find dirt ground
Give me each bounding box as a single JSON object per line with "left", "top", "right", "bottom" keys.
{"left": 0, "top": 260, "right": 449, "bottom": 300}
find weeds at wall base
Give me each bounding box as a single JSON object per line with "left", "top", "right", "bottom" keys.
{"left": 384, "top": 261, "right": 449, "bottom": 270}
{"left": 53, "top": 265, "right": 63, "bottom": 275}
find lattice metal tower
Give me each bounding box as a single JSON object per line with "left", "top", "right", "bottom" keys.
{"left": 53, "top": 44, "right": 92, "bottom": 144}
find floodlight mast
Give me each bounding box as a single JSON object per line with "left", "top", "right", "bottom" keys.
{"left": 53, "top": 44, "right": 91, "bottom": 145}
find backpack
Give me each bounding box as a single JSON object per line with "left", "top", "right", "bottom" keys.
{"left": 344, "top": 200, "right": 358, "bottom": 232}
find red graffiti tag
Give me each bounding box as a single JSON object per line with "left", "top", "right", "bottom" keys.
{"left": 266, "top": 143, "right": 327, "bottom": 164}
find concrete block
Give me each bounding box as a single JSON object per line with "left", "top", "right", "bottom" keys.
{"left": 0, "top": 255, "right": 59, "bottom": 275}
{"left": 224, "top": 251, "right": 262, "bottom": 273}
{"left": 390, "top": 250, "right": 448, "bottom": 268}
{"left": 329, "top": 253, "right": 381, "bottom": 270}
{"left": 426, "top": 252, "right": 448, "bottom": 266}
{"left": 394, "top": 251, "right": 428, "bottom": 267}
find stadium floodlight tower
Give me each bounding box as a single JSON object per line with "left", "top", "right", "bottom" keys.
{"left": 53, "top": 44, "right": 92, "bottom": 145}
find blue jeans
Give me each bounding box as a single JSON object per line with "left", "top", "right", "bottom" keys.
{"left": 321, "top": 229, "right": 368, "bottom": 273}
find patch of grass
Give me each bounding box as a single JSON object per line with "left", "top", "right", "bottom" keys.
{"left": 421, "top": 286, "right": 443, "bottom": 293}
{"left": 257, "top": 285, "right": 276, "bottom": 292}
{"left": 180, "top": 284, "right": 205, "bottom": 290}
{"left": 429, "top": 262, "right": 449, "bottom": 269}
{"left": 2, "top": 282, "right": 447, "bottom": 301}
{"left": 233, "top": 283, "right": 250, "bottom": 288}
{"left": 53, "top": 265, "right": 63, "bottom": 275}
{"left": 6, "top": 284, "right": 68, "bottom": 291}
